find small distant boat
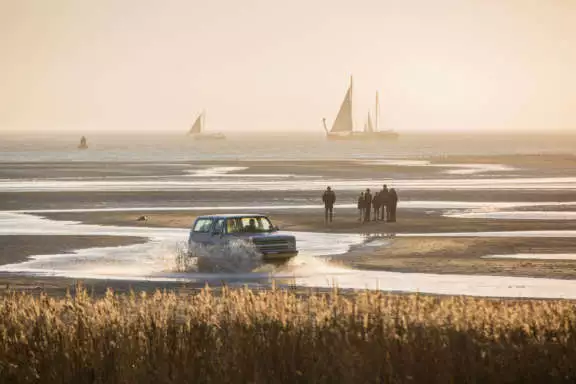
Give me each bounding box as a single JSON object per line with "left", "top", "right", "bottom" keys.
{"left": 188, "top": 111, "right": 226, "bottom": 140}
{"left": 323, "top": 77, "right": 398, "bottom": 141}
{"left": 78, "top": 136, "right": 88, "bottom": 149}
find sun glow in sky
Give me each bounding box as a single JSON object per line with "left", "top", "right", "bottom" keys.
{"left": 1, "top": 0, "right": 575, "bottom": 133}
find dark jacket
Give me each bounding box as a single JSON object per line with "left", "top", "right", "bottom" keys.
{"left": 373, "top": 192, "right": 381, "bottom": 208}
{"left": 357, "top": 195, "right": 365, "bottom": 209}
{"left": 364, "top": 192, "right": 372, "bottom": 206}
{"left": 322, "top": 190, "right": 336, "bottom": 207}
{"left": 389, "top": 189, "right": 398, "bottom": 203}
{"left": 380, "top": 189, "right": 389, "bottom": 205}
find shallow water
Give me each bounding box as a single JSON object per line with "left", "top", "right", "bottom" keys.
{"left": 0, "top": 212, "right": 363, "bottom": 281}
{"left": 359, "top": 160, "right": 515, "bottom": 175}
{"left": 2, "top": 176, "right": 576, "bottom": 192}
{"left": 3, "top": 212, "right": 576, "bottom": 298}
{"left": 483, "top": 253, "right": 576, "bottom": 260}
{"left": 446, "top": 210, "right": 576, "bottom": 220}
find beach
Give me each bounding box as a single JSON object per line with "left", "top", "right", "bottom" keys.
{"left": 1, "top": 143, "right": 576, "bottom": 298}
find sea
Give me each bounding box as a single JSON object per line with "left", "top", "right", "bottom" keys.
{"left": 1, "top": 132, "right": 575, "bottom": 162}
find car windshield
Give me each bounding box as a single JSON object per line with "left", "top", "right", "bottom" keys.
{"left": 226, "top": 216, "right": 274, "bottom": 233}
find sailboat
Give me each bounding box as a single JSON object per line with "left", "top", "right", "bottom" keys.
{"left": 187, "top": 111, "right": 226, "bottom": 140}
{"left": 323, "top": 77, "right": 355, "bottom": 140}
{"left": 323, "top": 77, "right": 398, "bottom": 141}
{"left": 78, "top": 136, "right": 88, "bottom": 149}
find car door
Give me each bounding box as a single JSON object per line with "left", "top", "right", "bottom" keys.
{"left": 190, "top": 217, "right": 214, "bottom": 245}
{"left": 209, "top": 218, "right": 226, "bottom": 246}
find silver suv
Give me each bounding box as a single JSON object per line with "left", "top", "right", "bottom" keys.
{"left": 188, "top": 214, "right": 298, "bottom": 261}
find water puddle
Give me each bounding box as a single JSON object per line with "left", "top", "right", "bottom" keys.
{"left": 482, "top": 253, "right": 576, "bottom": 260}
{"left": 359, "top": 160, "right": 515, "bottom": 175}
{"left": 446, "top": 211, "right": 576, "bottom": 220}
{"left": 2, "top": 177, "right": 576, "bottom": 192}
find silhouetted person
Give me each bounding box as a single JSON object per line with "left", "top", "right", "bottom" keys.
{"left": 357, "top": 192, "right": 365, "bottom": 222}
{"left": 388, "top": 188, "right": 398, "bottom": 222}
{"left": 380, "top": 184, "right": 389, "bottom": 221}
{"left": 373, "top": 191, "right": 381, "bottom": 221}
{"left": 247, "top": 218, "right": 257, "bottom": 231}
{"left": 322, "top": 186, "right": 336, "bottom": 223}
{"left": 364, "top": 188, "right": 372, "bottom": 222}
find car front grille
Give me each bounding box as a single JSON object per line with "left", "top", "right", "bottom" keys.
{"left": 252, "top": 238, "right": 293, "bottom": 253}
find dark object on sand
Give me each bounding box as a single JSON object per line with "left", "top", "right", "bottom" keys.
{"left": 137, "top": 215, "right": 149, "bottom": 222}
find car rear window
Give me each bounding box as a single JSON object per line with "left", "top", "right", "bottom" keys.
{"left": 193, "top": 218, "right": 213, "bottom": 233}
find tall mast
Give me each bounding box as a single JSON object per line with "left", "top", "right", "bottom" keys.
{"left": 375, "top": 91, "right": 379, "bottom": 132}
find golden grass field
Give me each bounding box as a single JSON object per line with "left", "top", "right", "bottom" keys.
{"left": 1, "top": 286, "right": 576, "bottom": 383}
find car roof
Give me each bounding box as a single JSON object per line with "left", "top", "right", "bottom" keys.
{"left": 195, "top": 213, "right": 268, "bottom": 220}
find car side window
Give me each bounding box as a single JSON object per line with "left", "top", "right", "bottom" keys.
{"left": 213, "top": 219, "right": 225, "bottom": 233}
{"left": 193, "top": 218, "right": 213, "bottom": 233}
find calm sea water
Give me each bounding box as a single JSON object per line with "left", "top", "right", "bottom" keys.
{"left": 0, "top": 133, "right": 575, "bottom": 162}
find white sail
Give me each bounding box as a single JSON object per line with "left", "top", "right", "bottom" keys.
{"left": 364, "top": 113, "right": 374, "bottom": 133}
{"left": 189, "top": 113, "right": 203, "bottom": 134}
{"left": 331, "top": 78, "right": 353, "bottom": 133}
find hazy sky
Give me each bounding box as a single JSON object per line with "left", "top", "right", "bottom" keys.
{"left": 1, "top": 0, "right": 575, "bottom": 133}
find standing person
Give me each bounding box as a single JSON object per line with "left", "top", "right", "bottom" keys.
{"left": 373, "top": 191, "right": 381, "bottom": 222}
{"left": 380, "top": 184, "right": 389, "bottom": 221}
{"left": 357, "top": 192, "right": 365, "bottom": 222}
{"left": 322, "top": 186, "right": 336, "bottom": 224}
{"left": 388, "top": 188, "right": 399, "bottom": 222}
{"left": 364, "top": 188, "right": 372, "bottom": 222}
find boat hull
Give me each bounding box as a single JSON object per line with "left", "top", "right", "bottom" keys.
{"left": 190, "top": 133, "right": 226, "bottom": 140}
{"left": 326, "top": 131, "right": 398, "bottom": 141}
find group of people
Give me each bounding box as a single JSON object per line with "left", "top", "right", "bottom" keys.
{"left": 321, "top": 185, "right": 399, "bottom": 224}
{"left": 357, "top": 185, "right": 398, "bottom": 223}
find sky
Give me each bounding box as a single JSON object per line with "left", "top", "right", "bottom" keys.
{"left": 1, "top": 0, "right": 575, "bottom": 133}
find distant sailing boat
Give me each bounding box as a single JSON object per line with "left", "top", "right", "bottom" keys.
{"left": 323, "top": 77, "right": 355, "bottom": 140}
{"left": 323, "top": 77, "right": 398, "bottom": 141}
{"left": 187, "top": 111, "right": 226, "bottom": 140}
{"left": 78, "top": 136, "right": 88, "bottom": 149}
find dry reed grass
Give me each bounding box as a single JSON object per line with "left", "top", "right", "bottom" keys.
{"left": 1, "top": 286, "right": 576, "bottom": 383}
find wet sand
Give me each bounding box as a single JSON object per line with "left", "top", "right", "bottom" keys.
{"left": 343, "top": 237, "right": 576, "bottom": 279}
{"left": 41, "top": 208, "right": 576, "bottom": 234}
{"left": 0, "top": 235, "right": 147, "bottom": 265}
{"left": 0, "top": 235, "right": 151, "bottom": 296}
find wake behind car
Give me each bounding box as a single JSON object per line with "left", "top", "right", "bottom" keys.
{"left": 188, "top": 214, "right": 298, "bottom": 262}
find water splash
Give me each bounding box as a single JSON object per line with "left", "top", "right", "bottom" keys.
{"left": 180, "top": 240, "right": 264, "bottom": 273}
